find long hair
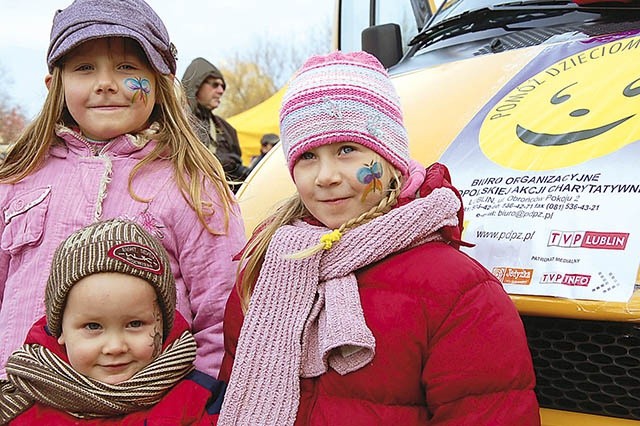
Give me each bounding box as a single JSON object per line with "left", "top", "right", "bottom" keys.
{"left": 0, "top": 68, "right": 66, "bottom": 183}
{"left": 0, "top": 65, "right": 234, "bottom": 233}
{"left": 237, "top": 167, "right": 402, "bottom": 311}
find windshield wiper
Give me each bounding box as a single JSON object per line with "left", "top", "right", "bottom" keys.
{"left": 410, "top": 0, "right": 640, "bottom": 49}
{"left": 409, "top": 3, "right": 579, "bottom": 49}
{"left": 501, "top": 0, "right": 640, "bottom": 7}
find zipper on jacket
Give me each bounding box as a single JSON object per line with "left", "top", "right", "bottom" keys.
{"left": 75, "top": 133, "right": 114, "bottom": 156}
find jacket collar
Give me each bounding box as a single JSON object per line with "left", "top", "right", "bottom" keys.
{"left": 50, "top": 124, "right": 159, "bottom": 159}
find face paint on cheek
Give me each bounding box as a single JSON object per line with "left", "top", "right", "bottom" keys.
{"left": 150, "top": 301, "right": 163, "bottom": 359}
{"left": 124, "top": 77, "right": 152, "bottom": 105}
{"left": 356, "top": 160, "right": 384, "bottom": 202}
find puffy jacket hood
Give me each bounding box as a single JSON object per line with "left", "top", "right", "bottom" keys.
{"left": 181, "top": 57, "right": 225, "bottom": 112}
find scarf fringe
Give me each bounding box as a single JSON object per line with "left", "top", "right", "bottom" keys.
{"left": 218, "top": 187, "right": 461, "bottom": 426}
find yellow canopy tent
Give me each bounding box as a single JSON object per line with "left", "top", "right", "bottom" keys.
{"left": 227, "top": 87, "right": 285, "bottom": 165}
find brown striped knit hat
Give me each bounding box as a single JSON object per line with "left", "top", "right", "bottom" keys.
{"left": 45, "top": 219, "right": 176, "bottom": 339}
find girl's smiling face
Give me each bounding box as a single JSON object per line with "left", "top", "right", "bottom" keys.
{"left": 292, "top": 142, "right": 394, "bottom": 229}
{"left": 60, "top": 37, "right": 156, "bottom": 141}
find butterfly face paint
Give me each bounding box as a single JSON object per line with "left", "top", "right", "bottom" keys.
{"left": 125, "top": 77, "right": 152, "bottom": 105}
{"left": 357, "top": 160, "right": 384, "bottom": 202}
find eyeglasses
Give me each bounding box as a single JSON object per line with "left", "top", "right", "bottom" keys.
{"left": 204, "top": 80, "right": 225, "bottom": 90}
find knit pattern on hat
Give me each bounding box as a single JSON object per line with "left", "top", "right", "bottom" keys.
{"left": 45, "top": 219, "right": 176, "bottom": 339}
{"left": 218, "top": 187, "right": 461, "bottom": 426}
{"left": 47, "top": 0, "right": 177, "bottom": 74}
{"left": 280, "top": 51, "right": 410, "bottom": 177}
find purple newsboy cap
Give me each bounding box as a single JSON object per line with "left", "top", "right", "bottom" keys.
{"left": 47, "top": 0, "right": 177, "bottom": 75}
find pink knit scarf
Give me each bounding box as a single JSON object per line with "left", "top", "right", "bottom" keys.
{"left": 218, "top": 187, "right": 461, "bottom": 426}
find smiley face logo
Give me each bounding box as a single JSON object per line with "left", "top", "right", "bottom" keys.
{"left": 479, "top": 35, "right": 640, "bottom": 170}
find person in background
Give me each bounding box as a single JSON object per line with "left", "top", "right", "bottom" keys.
{"left": 0, "top": 0, "right": 246, "bottom": 380}
{"left": 249, "top": 133, "right": 279, "bottom": 171}
{"left": 0, "top": 219, "right": 225, "bottom": 424}
{"left": 217, "top": 51, "right": 540, "bottom": 425}
{"left": 182, "top": 57, "right": 251, "bottom": 192}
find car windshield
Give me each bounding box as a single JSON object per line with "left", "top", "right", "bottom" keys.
{"left": 430, "top": 0, "right": 571, "bottom": 26}
{"left": 410, "top": 0, "right": 626, "bottom": 49}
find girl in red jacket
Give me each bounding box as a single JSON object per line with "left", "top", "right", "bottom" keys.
{"left": 0, "top": 219, "right": 223, "bottom": 425}
{"left": 217, "top": 51, "right": 540, "bottom": 426}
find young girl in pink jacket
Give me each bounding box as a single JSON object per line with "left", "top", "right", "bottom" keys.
{"left": 217, "top": 51, "right": 540, "bottom": 425}
{"left": 0, "top": 0, "right": 246, "bottom": 379}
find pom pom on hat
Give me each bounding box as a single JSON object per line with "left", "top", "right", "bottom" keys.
{"left": 280, "top": 51, "right": 410, "bottom": 178}
{"left": 45, "top": 219, "right": 176, "bottom": 340}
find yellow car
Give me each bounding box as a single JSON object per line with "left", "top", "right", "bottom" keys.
{"left": 232, "top": 0, "right": 640, "bottom": 424}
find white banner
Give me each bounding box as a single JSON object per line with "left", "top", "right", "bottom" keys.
{"left": 440, "top": 34, "right": 640, "bottom": 302}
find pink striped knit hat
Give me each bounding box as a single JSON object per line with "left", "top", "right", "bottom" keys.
{"left": 280, "top": 51, "right": 410, "bottom": 178}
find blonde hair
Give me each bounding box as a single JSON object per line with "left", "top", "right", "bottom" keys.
{"left": 0, "top": 63, "right": 234, "bottom": 233}
{"left": 237, "top": 168, "right": 402, "bottom": 311}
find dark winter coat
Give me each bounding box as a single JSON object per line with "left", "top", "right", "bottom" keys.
{"left": 181, "top": 57, "right": 250, "bottom": 192}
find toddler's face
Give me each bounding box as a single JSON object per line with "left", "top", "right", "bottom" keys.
{"left": 58, "top": 272, "right": 163, "bottom": 384}
{"left": 60, "top": 37, "right": 157, "bottom": 141}
{"left": 293, "top": 142, "right": 394, "bottom": 229}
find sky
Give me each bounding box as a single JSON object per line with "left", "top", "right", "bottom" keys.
{"left": 0, "top": 0, "right": 333, "bottom": 118}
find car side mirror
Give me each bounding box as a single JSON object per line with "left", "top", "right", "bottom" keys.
{"left": 361, "top": 23, "right": 403, "bottom": 69}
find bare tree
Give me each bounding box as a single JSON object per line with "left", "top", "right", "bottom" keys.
{"left": 0, "top": 105, "right": 26, "bottom": 144}
{"left": 217, "top": 61, "right": 277, "bottom": 118}
{"left": 0, "top": 63, "right": 27, "bottom": 151}
{"left": 216, "top": 21, "right": 332, "bottom": 118}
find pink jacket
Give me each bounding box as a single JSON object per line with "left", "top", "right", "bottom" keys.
{"left": 0, "top": 127, "right": 246, "bottom": 378}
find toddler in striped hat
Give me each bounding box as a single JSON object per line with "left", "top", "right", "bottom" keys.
{"left": 0, "top": 220, "right": 225, "bottom": 423}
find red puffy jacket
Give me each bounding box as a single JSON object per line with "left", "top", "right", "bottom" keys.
{"left": 221, "top": 163, "right": 539, "bottom": 425}
{"left": 220, "top": 241, "right": 539, "bottom": 425}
